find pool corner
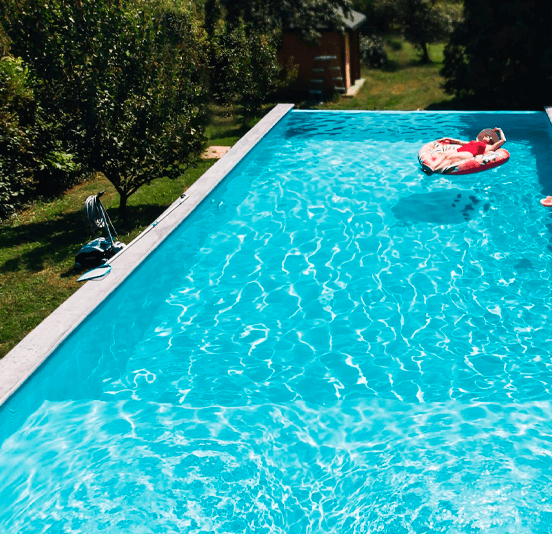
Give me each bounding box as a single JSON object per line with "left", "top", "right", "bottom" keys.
{"left": 0, "top": 103, "right": 295, "bottom": 409}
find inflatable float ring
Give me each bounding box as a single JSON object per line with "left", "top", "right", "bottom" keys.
{"left": 418, "top": 139, "right": 510, "bottom": 176}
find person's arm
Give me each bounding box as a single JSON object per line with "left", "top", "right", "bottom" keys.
{"left": 486, "top": 127, "right": 506, "bottom": 151}
{"left": 438, "top": 137, "right": 467, "bottom": 145}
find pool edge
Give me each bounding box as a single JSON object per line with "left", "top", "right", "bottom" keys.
{"left": 0, "top": 103, "right": 295, "bottom": 409}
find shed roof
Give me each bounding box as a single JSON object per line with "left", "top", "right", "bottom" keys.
{"left": 338, "top": 8, "right": 367, "bottom": 31}
{"left": 284, "top": 8, "right": 367, "bottom": 33}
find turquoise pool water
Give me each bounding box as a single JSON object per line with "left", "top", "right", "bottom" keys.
{"left": 2, "top": 110, "right": 552, "bottom": 533}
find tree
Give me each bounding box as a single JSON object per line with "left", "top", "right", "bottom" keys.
{"left": 351, "top": 0, "right": 394, "bottom": 33}
{"left": 2, "top": 0, "right": 209, "bottom": 219}
{"left": 442, "top": 0, "right": 552, "bottom": 108}
{"left": 0, "top": 28, "right": 78, "bottom": 219}
{"left": 77, "top": 3, "right": 210, "bottom": 218}
{"left": 373, "top": 0, "right": 460, "bottom": 63}
{"left": 217, "top": 0, "right": 353, "bottom": 44}
{"left": 210, "top": 19, "right": 297, "bottom": 124}
{"left": 204, "top": 0, "right": 223, "bottom": 39}
{"left": 0, "top": 55, "right": 35, "bottom": 218}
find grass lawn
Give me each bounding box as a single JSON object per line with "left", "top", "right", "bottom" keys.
{"left": 0, "top": 163, "right": 215, "bottom": 357}
{"left": 319, "top": 37, "right": 456, "bottom": 111}
{"left": 0, "top": 35, "right": 456, "bottom": 358}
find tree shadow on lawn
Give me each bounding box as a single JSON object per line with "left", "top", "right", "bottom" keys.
{"left": 208, "top": 122, "right": 251, "bottom": 145}
{"left": 0, "top": 211, "right": 89, "bottom": 274}
{"left": 206, "top": 104, "right": 252, "bottom": 144}
{"left": 381, "top": 57, "right": 435, "bottom": 72}
{"left": 0, "top": 202, "right": 173, "bottom": 276}
{"left": 425, "top": 99, "right": 506, "bottom": 111}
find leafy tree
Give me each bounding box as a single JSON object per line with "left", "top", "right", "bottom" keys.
{"left": 204, "top": 0, "right": 223, "bottom": 39}
{"left": 352, "top": 0, "right": 395, "bottom": 33}
{"left": 372, "top": 0, "right": 460, "bottom": 63}
{"left": 0, "top": 35, "right": 77, "bottom": 219}
{"left": 218, "top": 0, "right": 353, "bottom": 43}
{"left": 77, "top": 3, "right": 210, "bottom": 218}
{"left": 442, "top": 0, "right": 552, "bottom": 108}
{"left": 2, "top": 0, "right": 209, "bottom": 219}
{"left": 359, "top": 34, "right": 388, "bottom": 68}
{"left": 0, "top": 55, "right": 35, "bottom": 218}
{"left": 210, "top": 19, "right": 297, "bottom": 124}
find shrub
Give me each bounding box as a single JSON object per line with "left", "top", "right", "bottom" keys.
{"left": 0, "top": 56, "right": 34, "bottom": 218}
{"left": 2, "top": 0, "right": 210, "bottom": 218}
{"left": 360, "top": 34, "right": 388, "bottom": 68}
{"left": 0, "top": 56, "right": 75, "bottom": 218}
{"left": 442, "top": 0, "right": 552, "bottom": 108}
{"left": 210, "top": 19, "right": 297, "bottom": 124}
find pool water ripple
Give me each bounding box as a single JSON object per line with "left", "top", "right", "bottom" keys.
{"left": 3, "top": 400, "right": 552, "bottom": 533}
{"left": 2, "top": 111, "right": 552, "bottom": 532}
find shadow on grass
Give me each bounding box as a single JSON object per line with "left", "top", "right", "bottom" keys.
{"left": 0, "top": 211, "right": 89, "bottom": 274}
{"left": 208, "top": 122, "right": 251, "bottom": 144}
{"left": 425, "top": 94, "right": 513, "bottom": 110}
{"left": 116, "top": 202, "right": 175, "bottom": 232}
{"left": 1, "top": 159, "right": 215, "bottom": 277}
{"left": 206, "top": 104, "right": 251, "bottom": 144}
{"left": 206, "top": 103, "right": 279, "bottom": 144}
{"left": 425, "top": 98, "right": 477, "bottom": 111}
{"left": 0, "top": 201, "right": 173, "bottom": 275}
{"left": 381, "top": 58, "right": 433, "bottom": 72}
{"left": 384, "top": 37, "right": 403, "bottom": 51}
{"left": 380, "top": 43, "right": 449, "bottom": 72}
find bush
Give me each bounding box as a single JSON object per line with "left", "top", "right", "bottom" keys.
{"left": 2, "top": 0, "right": 210, "bottom": 218}
{"left": 360, "top": 34, "right": 388, "bottom": 68}
{"left": 0, "top": 56, "right": 75, "bottom": 219}
{"left": 210, "top": 20, "right": 296, "bottom": 124}
{"left": 0, "top": 54, "right": 85, "bottom": 220}
{"left": 0, "top": 15, "right": 84, "bottom": 219}
{"left": 442, "top": 0, "right": 552, "bottom": 108}
{"left": 0, "top": 56, "right": 35, "bottom": 218}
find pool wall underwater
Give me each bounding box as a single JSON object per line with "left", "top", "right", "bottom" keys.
{"left": 0, "top": 103, "right": 295, "bottom": 410}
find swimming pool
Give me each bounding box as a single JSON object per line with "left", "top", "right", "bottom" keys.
{"left": 2, "top": 109, "right": 552, "bottom": 533}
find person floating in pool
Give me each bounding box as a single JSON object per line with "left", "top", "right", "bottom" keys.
{"left": 427, "top": 127, "right": 506, "bottom": 173}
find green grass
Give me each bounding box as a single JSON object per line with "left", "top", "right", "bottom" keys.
{"left": 0, "top": 35, "right": 460, "bottom": 358}
{"left": 206, "top": 103, "right": 273, "bottom": 145}
{"left": 206, "top": 104, "right": 250, "bottom": 145}
{"left": 0, "top": 162, "right": 215, "bottom": 357}
{"left": 319, "top": 37, "right": 456, "bottom": 111}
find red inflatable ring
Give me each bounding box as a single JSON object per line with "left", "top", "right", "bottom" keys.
{"left": 418, "top": 139, "right": 510, "bottom": 175}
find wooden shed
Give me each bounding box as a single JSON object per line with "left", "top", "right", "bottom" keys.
{"left": 278, "top": 9, "right": 366, "bottom": 99}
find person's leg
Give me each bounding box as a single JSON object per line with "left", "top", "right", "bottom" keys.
{"left": 434, "top": 151, "right": 473, "bottom": 172}
{"left": 429, "top": 152, "right": 449, "bottom": 170}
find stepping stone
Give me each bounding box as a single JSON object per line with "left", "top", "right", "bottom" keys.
{"left": 201, "top": 146, "right": 231, "bottom": 159}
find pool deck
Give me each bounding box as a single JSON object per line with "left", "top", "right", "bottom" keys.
{"left": 0, "top": 103, "right": 294, "bottom": 409}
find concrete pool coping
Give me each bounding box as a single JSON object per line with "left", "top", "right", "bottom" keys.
{"left": 0, "top": 103, "right": 295, "bottom": 409}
